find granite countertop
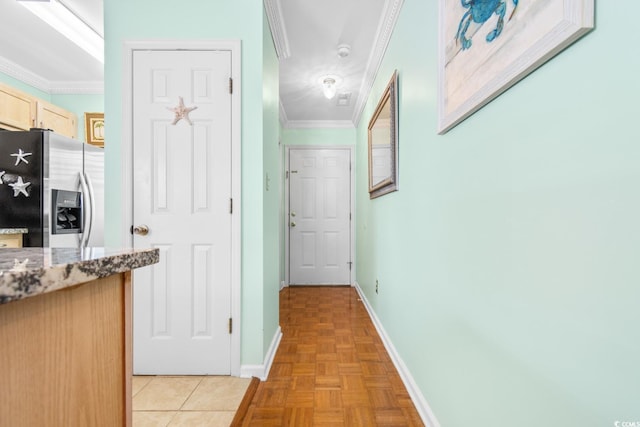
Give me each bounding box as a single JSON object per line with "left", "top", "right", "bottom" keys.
{"left": 0, "top": 247, "right": 159, "bottom": 305}
{"left": 0, "top": 228, "right": 28, "bottom": 234}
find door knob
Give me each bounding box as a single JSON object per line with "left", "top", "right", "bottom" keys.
{"left": 133, "top": 224, "right": 150, "bottom": 236}
{"left": 290, "top": 211, "right": 296, "bottom": 217}
{"left": 290, "top": 222, "right": 296, "bottom": 227}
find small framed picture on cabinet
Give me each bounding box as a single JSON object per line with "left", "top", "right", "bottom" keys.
{"left": 84, "top": 112, "right": 104, "bottom": 147}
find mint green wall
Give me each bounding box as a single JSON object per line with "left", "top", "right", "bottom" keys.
{"left": 51, "top": 94, "right": 104, "bottom": 142}
{"left": 281, "top": 127, "right": 356, "bottom": 146}
{"left": 262, "top": 9, "right": 280, "bottom": 355}
{"left": 104, "top": 0, "right": 278, "bottom": 367}
{"left": 356, "top": 1, "right": 640, "bottom": 426}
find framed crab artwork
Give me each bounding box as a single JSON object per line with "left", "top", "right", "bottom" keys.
{"left": 438, "top": 0, "right": 594, "bottom": 134}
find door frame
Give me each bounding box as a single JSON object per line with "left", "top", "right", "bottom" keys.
{"left": 121, "top": 40, "right": 242, "bottom": 376}
{"left": 284, "top": 145, "right": 355, "bottom": 286}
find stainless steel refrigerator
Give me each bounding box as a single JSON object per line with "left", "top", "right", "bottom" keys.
{"left": 0, "top": 130, "right": 103, "bottom": 247}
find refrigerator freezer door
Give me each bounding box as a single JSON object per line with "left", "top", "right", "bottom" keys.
{"left": 83, "top": 144, "right": 104, "bottom": 246}
{"left": 45, "top": 132, "right": 84, "bottom": 247}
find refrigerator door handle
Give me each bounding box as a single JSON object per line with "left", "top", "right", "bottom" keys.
{"left": 78, "top": 172, "right": 92, "bottom": 248}
{"left": 84, "top": 171, "right": 96, "bottom": 248}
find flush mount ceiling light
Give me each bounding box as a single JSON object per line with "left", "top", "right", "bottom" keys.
{"left": 18, "top": 0, "right": 104, "bottom": 63}
{"left": 319, "top": 75, "right": 341, "bottom": 100}
{"left": 322, "top": 77, "right": 337, "bottom": 99}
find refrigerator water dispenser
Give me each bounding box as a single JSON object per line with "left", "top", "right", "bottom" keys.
{"left": 52, "top": 189, "right": 83, "bottom": 234}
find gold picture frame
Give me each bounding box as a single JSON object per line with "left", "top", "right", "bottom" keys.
{"left": 84, "top": 112, "right": 104, "bottom": 147}
{"left": 368, "top": 71, "right": 398, "bottom": 199}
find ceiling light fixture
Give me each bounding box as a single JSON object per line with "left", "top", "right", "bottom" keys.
{"left": 322, "top": 77, "right": 337, "bottom": 99}
{"left": 18, "top": 0, "right": 104, "bottom": 63}
{"left": 319, "top": 75, "right": 341, "bottom": 100}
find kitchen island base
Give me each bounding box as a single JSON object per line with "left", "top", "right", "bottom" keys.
{"left": 0, "top": 271, "right": 133, "bottom": 427}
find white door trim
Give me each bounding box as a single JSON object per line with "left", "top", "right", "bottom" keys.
{"left": 284, "top": 145, "right": 355, "bottom": 286}
{"left": 121, "top": 39, "right": 242, "bottom": 376}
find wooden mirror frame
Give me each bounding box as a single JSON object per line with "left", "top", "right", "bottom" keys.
{"left": 368, "top": 71, "right": 398, "bottom": 199}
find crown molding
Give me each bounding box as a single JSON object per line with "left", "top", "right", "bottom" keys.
{"left": 49, "top": 81, "right": 104, "bottom": 94}
{"left": 352, "top": 0, "right": 404, "bottom": 127}
{"left": 264, "top": 0, "right": 291, "bottom": 60}
{"left": 0, "top": 56, "right": 51, "bottom": 93}
{"left": 285, "top": 120, "right": 355, "bottom": 129}
{"left": 0, "top": 55, "right": 103, "bottom": 95}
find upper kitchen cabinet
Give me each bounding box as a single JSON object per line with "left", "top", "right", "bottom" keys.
{"left": 0, "top": 82, "right": 36, "bottom": 131}
{"left": 36, "top": 100, "right": 77, "bottom": 139}
{"left": 0, "top": 82, "right": 78, "bottom": 139}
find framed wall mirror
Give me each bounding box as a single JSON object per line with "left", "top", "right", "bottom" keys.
{"left": 368, "top": 70, "right": 398, "bottom": 199}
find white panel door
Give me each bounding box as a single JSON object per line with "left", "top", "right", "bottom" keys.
{"left": 132, "top": 50, "right": 232, "bottom": 374}
{"left": 289, "top": 148, "right": 351, "bottom": 285}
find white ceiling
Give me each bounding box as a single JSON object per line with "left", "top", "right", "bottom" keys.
{"left": 0, "top": 0, "right": 103, "bottom": 93}
{"left": 0, "top": 0, "right": 402, "bottom": 127}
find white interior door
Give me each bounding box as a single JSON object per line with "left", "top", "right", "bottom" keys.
{"left": 288, "top": 148, "right": 352, "bottom": 285}
{"left": 132, "top": 50, "right": 232, "bottom": 374}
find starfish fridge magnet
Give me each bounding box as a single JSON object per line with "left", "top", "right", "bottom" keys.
{"left": 10, "top": 148, "right": 33, "bottom": 166}
{"left": 167, "top": 96, "right": 198, "bottom": 126}
{"left": 9, "top": 176, "right": 31, "bottom": 197}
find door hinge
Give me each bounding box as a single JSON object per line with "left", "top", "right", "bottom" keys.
{"left": 229, "top": 77, "right": 233, "bottom": 94}
{"left": 228, "top": 318, "right": 233, "bottom": 334}
{"left": 286, "top": 170, "right": 289, "bottom": 180}
{"left": 230, "top": 198, "right": 233, "bottom": 214}
{"left": 347, "top": 261, "right": 353, "bottom": 271}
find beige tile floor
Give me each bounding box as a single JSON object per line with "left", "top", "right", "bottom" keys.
{"left": 132, "top": 376, "right": 251, "bottom": 427}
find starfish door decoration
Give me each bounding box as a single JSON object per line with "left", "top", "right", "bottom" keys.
{"left": 10, "top": 148, "right": 33, "bottom": 166}
{"left": 167, "top": 96, "right": 198, "bottom": 126}
{"left": 9, "top": 176, "right": 31, "bottom": 197}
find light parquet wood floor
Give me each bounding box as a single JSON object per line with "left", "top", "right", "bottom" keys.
{"left": 240, "top": 286, "right": 424, "bottom": 426}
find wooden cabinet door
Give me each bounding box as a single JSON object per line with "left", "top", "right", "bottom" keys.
{"left": 36, "top": 100, "right": 77, "bottom": 139}
{"left": 0, "top": 234, "right": 23, "bottom": 248}
{"left": 0, "top": 83, "right": 36, "bottom": 131}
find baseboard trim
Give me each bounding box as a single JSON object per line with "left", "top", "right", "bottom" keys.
{"left": 280, "top": 281, "right": 286, "bottom": 291}
{"left": 353, "top": 281, "right": 441, "bottom": 427}
{"left": 240, "top": 326, "right": 282, "bottom": 380}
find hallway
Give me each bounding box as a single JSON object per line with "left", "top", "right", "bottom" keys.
{"left": 239, "top": 286, "right": 424, "bottom": 426}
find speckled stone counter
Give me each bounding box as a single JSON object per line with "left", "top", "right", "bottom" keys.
{"left": 0, "top": 246, "right": 158, "bottom": 427}
{"left": 0, "top": 247, "right": 159, "bottom": 304}
{"left": 0, "top": 228, "right": 28, "bottom": 234}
